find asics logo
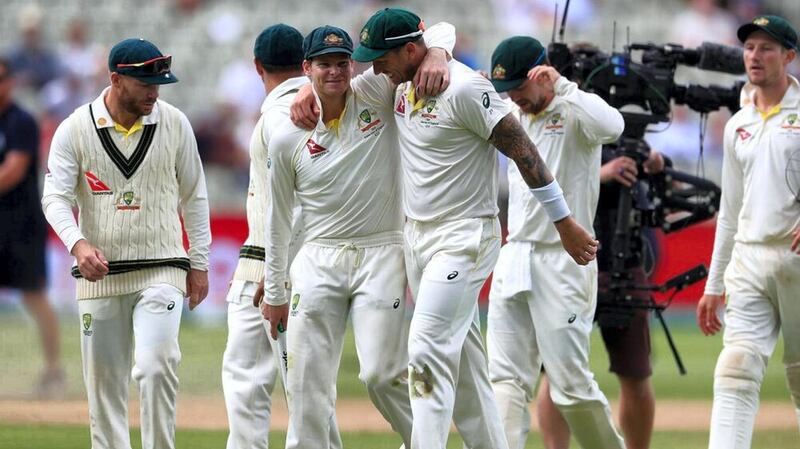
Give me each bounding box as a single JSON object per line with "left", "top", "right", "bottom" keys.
{"left": 446, "top": 271, "right": 459, "bottom": 280}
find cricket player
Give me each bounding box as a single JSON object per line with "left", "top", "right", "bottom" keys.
{"left": 221, "top": 24, "right": 342, "bottom": 449}
{"left": 262, "top": 24, "right": 453, "bottom": 449}
{"left": 697, "top": 15, "right": 800, "bottom": 449}
{"left": 486, "top": 36, "right": 625, "bottom": 449}
{"left": 42, "top": 38, "right": 210, "bottom": 449}
{"left": 347, "top": 8, "right": 598, "bottom": 449}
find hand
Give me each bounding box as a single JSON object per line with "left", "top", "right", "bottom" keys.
{"left": 553, "top": 216, "right": 599, "bottom": 265}
{"left": 600, "top": 156, "right": 638, "bottom": 187}
{"left": 414, "top": 47, "right": 450, "bottom": 98}
{"left": 697, "top": 294, "right": 724, "bottom": 336}
{"left": 70, "top": 239, "right": 109, "bottom": 282}
{"left": 527, "top": 66, "right": 559, "bottom": 94}
{"left": 186, "top": 269, "right": 209, "bottom": 311}
{"left": 290, "top": 84, "right": 319, "bottom": 130}
{"left": 261, "top": 302, "right": 289, "bottom": 340}
{"left": 791, "top": 227, "right": 800, "bottom": 254}
{"left": 643, "top": 150, "right": 665, "bottom": 174}
{"left": 252, "top": 280, "right": 265, "bottom": 308}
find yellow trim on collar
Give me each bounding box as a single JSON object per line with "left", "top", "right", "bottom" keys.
{"left": 325, "top": 103, "right": 347, "bottom": 136}
{"left": 406, "top": 85, "right": 427, "bottom": 113}
{"left": 759, "top": 104, "right": 782, "bottom": 121}
{"left": 113, "top": 119, "right": 144, "bottom": 139}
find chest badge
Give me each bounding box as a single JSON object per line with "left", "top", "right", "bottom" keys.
{"left": 358, "top": 108, "right": 383, "bottom": 133}
{"left": 116, "top": 190, "right": 141, "bottom": 210}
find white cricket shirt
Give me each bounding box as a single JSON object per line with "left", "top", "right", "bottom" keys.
{"left": 263, "top": 85, "right": 400, "bottom": 304}
{"left": 234, "top": 76, "right": 308, "bottom": 283}
{"left": 705, "top": 76, "right": 800, "bottom": 295}
{"left": 508, "top": 76, "right": 624, "bottom": 244}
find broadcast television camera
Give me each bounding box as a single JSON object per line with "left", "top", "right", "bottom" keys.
{"left": 546, "top": 1, "right": 747, "bottom": 373}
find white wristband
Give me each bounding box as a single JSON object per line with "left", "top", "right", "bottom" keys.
{"left": 530, "top": 180, "right": 571, "bottom": 222}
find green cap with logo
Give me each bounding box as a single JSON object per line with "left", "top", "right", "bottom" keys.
{"left": 108, "top": 38, "right": 177, "bottom": 85}
{"left": 490, "top": 36, "right": 547, "bottom": 93}
{"left": 737, "top": 15, "right": 798, "bottom": 51}
{"left": 254, "top": 24, "right": 304, "bottom": 67}
{"left": 352, "top": 8, "right": 425, "bottom": 62}
{"left": 303, "top": 25, "right": 353, "bottom": 60}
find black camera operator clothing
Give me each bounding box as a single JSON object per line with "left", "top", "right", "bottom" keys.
{"left": 0, "top": 102, "right": 47, "bottom": 290}
{"left": 593, "top": 147, "right": 657, "bottom": 378}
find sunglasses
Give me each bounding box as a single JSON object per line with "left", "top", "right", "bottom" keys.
{"left": 116, "top": 55, "right": 172, "bottom": 75}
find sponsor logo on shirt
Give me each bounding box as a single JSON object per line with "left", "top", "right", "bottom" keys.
{"left": 395, "top": 96, "right": 406, "bottom": 116}
{"left": 116, "top": 190, "right": 141, "bottom": 210}
{"left": 85, "top": 171, "right": 113, "bottom": 195}
{"left": 736, "top": 127, "right": 752, "bottom": 141}
{"left": 482, "top": 92, "right": 491, "bottom": 109}
{"left": 306, "top": 139, "right": 328, "bottom": 159}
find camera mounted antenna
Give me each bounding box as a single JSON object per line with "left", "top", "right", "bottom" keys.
{"left": 552, "top": 3, "right": 558, "bottom": 43}
{"left": 559, "top": 0, "right": 570, "bottom": 42}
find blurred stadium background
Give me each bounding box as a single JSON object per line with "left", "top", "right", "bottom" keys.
{"left": 1, "top": 0, "right": 799, "bottom": 447}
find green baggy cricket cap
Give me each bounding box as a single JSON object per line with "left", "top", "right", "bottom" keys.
{"left": 490, "top": 36, "right": 547, "bottom": 93}
{"left": 303, "top": 25, "right": 353, "bottom": 60}
{"left": 737, "top": 15, "right": 798, "bottom": 51}
{"left": 108, "top": 38, "right": 177, "bottom": 85}
{"left": 352, "top": 8, "right": 425, "bottom": 62}
{"left": 254, "top": 24, "right": 304, "bottom": 67}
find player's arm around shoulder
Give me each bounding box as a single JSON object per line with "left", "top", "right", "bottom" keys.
{"left": 173, "top": 110, "right": 211, "bottom": 309}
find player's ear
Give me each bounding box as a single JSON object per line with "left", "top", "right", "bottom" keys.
{"left": 109, "top": 72, "right": 121, "bottom": 88}
{"left": 254, "top": 58, "right": 265, "bottom": 77}
{"left": 784, "top": 48, "right": 796, "bottom": 65}
{"left": 302, "top": 59, "right": 312, "bottom": 76}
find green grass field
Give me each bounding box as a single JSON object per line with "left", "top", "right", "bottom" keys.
{"left": 0, "top": 310, "right": 790, "bottom": 400}
{"left": 0, "top": 309, "right": 797, "bottom": 448}
{"left": 0, "top": 424, "right": 798, "bottom": 449}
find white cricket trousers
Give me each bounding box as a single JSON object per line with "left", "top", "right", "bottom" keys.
{"left": 487, "top": 241, "right": 624, "bottom": 449}
{"left": 404, "top": 217, "right": 509, "bottom": 449}
{"left": 709, "top": 241, "right": 800, "bottom": 449}
{"left": 285, "top": 232, "right": 413, "bottom": 449}
{"left": 222, "top": 280, "right": 343, "bottom": 449}
{"left": 78, "top": 283, "right": 184, "bottom": 449}
{"left": 222, "top": 280, "right": 277, "bottom": 449}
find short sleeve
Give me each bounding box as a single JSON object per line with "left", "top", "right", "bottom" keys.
{"left": 449, "top": 71, "right": 512, "bottom": 140}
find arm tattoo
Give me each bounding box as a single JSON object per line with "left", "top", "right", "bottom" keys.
{"left": 489, "top": 113, "right": 554, "bottom": 188}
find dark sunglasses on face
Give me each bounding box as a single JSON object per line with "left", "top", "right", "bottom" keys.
{"left": 116, "top": 55, "right": 172, "bottom": 75}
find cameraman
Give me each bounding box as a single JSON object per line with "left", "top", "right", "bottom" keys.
{"left": 697, "top": 15, "right": 800, "bottom": 449}
{"left": 536, "top": 136, "right": 666, "bottom": 449}
{"left": 487, "top": 36, "right": 625, "bottom": 449}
